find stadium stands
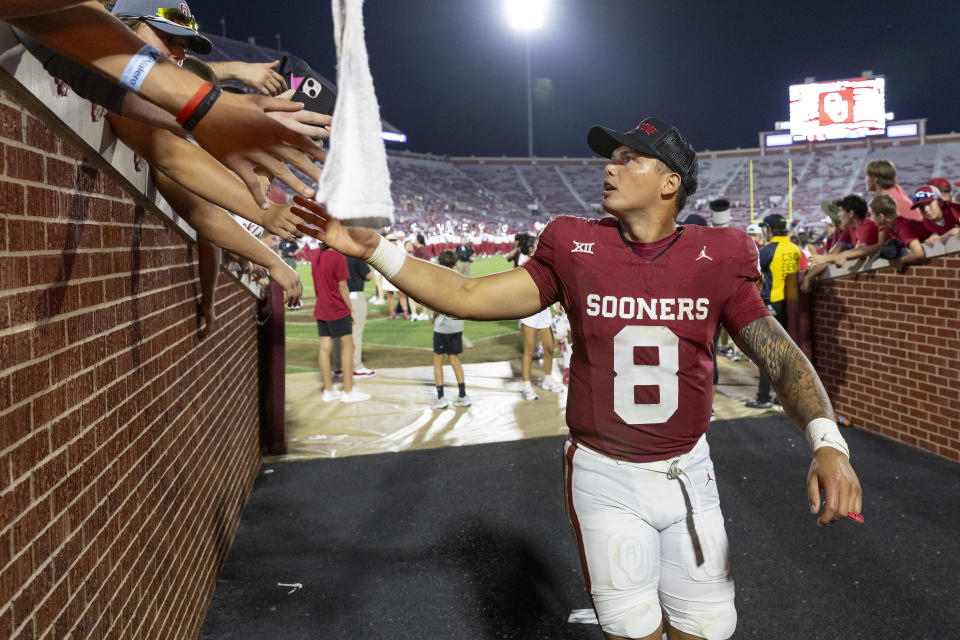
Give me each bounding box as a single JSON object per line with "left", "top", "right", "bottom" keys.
{"left": 381, "top": 139, "right": 960, "bottom": 233}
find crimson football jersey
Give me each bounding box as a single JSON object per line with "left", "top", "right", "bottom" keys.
{"left": 523, "top": 216, "right": 770, "bottom": 462}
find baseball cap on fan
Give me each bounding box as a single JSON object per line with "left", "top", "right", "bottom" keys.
{"left": 587, "top": 117, "right": 698, "bottom": 195}
{"left": 112, "top": 1, "right": 212, "bottom": 55}
{"left": 761, "top": 213, "right": 787, "bottom": 230}
{"left": 910, "top": 185, "right": 942, "bottom": 209}
{"left": 929, "top": 177, "right": 951, "bottom": 192}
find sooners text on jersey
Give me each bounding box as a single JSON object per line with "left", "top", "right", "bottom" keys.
{"left": 522, "top": 216, "right": 769, "bottom": 462}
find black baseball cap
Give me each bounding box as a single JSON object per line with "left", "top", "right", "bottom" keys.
{"left": 587, "top": 117, "right": 698, "bottom": 195}
{"left": 761, "top": 213, "right": 787, "bottom": 230}
{"left": 681, "top": 213, "right": 708, "bottom": 226}
{"left": 112, "top": 1, "right": 212, "bottom": 55}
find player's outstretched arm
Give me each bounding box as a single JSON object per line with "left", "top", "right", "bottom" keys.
{"left": 290, "top": 197, "right": 544, "bottom": 321}
{"left": 733, "top": 316, "right": 863, "bottom": 526}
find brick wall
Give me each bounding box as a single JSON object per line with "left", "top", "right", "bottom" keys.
{"left": 810, "top": 258, "right": 960, "bottom": 462}
{"left": 0, "top": 86, "right": 262, "bottom": 637}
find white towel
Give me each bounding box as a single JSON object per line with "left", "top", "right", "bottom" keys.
{"left": 315, "top": 0, "right": 394, "bottom": 229}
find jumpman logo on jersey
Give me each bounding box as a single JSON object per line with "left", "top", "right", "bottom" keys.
{"left": 571, "top": 241, "right": 595, "bottom": 254}
{"left": 696, "top": 245, "right": 713, "bottom": 261}
{"left": 706, "top": 471, "right": 714, "bottom": 485}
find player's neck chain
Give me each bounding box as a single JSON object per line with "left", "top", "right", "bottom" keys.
{"left": 618, "top": 223, "right": 685, "bottom": 263}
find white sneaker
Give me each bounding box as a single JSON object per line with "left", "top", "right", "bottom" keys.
{"left": 341, "top": 388, "right": 371, "bottom": 403}
{"left": 418, "top": 313, "right": 430, "bottom": 321}
{"left": 453, "top": 394, "right": 471, "bottom": 407}
{"left": 354, "top": 367, "right": 376, "bottom": 377}
{"left": 541, "top": 377, "right": 563, "bottom": 392}
{"left": 432, "top": 396, "right": 450, "bottom": 409}
{"left": 332, "top": 369, "right": 343, "bottom": 380}
{"left": 521, "top": 388, "right": 539, "bottom": 401}
{"left": 322, "top": 389, "right": 342, "bottom": 402}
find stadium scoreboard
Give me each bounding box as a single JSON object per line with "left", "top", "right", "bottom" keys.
{"left": 788, "top": 77, "right": 886, "bottom": 142}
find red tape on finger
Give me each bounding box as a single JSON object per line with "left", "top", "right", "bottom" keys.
{"left": 847, "top": 512, "right": 864, "bottom": 523}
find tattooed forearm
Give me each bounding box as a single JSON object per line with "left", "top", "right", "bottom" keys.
{"left": 733, "top": 317, "right": 835, "bottom": 426}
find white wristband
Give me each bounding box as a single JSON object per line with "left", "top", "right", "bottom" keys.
{"left": 805, "top": 418, "right": 850, "bottom": 459}
{"left": 119, "top": 44, "right": 162, "bottom": 92}
{"left": 366, "top": 236, "right": 406, "bottom": 280}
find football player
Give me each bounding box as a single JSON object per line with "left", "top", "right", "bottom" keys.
{"left": 290, "top": 117, "right": 862, "bottom": 640}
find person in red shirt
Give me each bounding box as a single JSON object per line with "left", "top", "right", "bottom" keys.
{"left": 865, "top": 159, "right": 919, "bottom": 221}
{"left": 311, "top": 244, "right": 370, "bottom": 403}
{"left": 929, "top": 177, "right": 952, "bottom": 203}
{"left": 292, "top": 117, "right": 861, "bottom": 640}
{"left": 868, "top": 194, "right": 927, "bottom": 272}
{"left": 817, "top": 211, "right": 847, "bottom": 255}
{"left": 909, "top": 185, "right": 960, "bottom": 247}
{"left": 809, "top": 194, "right": 882, "bottom": 268}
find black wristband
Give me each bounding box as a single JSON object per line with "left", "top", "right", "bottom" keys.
{"left": 182, "top": 84, "right": 222, "bottom": 132}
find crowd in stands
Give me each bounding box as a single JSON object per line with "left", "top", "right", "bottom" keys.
{"left": 381, "top": 142, "right": 960, "bottom": 237}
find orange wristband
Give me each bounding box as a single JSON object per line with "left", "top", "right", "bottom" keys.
{"left": 176, "top": 82, "right": 214, "bottom": 126}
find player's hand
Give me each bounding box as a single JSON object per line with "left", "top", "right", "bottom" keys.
{"left": 267, "top": 91, "right": 332, "bottom": 139}
{"left": 268, "top": 260, "right": 303, "bottom": 308}
{"left": 190, "top": 92, "right": 324, "bottom": 209}
{"left": 290, "top": 195, "right": 381, "bottom": 260}
{"left": 808, "top": 254, "right": 831, "bottom": 266}
{"left": 924, "top": 234, "right": 941, "bottom": 247}
{"left": 807, "top": 447, "right": 862, "bottom": 526}
{"left": 833, "top": 254, "right": 847, "bottom": 268}
{"left": 231, "top": 60, "right": 288, "bottom": 96}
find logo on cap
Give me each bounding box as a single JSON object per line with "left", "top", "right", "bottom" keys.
{"left": 180, "top": 3, "right": 191, "bottom": 17}
{"left": 630, "top": 122, "right": 659, "bottom": 136}
{"left": 911, "top": 185, "right": 941, "bottom": 205}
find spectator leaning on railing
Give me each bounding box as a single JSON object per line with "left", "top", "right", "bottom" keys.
{"left": 808, "top": 194, "right": 880, "bottom": 269}
{"left": 867, "top": 194, "right": 927, "bottom": 273}
{"left": 909, "top": 185, "right": 960, "bottom": 247}
{"left": 802, "top": 195, "right": 864, "bottom": 290}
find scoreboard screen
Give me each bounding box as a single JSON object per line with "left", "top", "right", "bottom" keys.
{"left": 789, "top": 77, "right": 886, "bottom": 142}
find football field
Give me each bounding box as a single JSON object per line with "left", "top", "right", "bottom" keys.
{"left": 285, "top": 255, "right": 525, "bottom": 373}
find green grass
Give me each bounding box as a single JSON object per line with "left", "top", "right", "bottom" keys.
{"left": 286, "top": 255, "right": 524, "bottom": 372}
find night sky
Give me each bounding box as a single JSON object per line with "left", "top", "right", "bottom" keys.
{"left": 196, "top": 0, "right": 960, "bottom": 158}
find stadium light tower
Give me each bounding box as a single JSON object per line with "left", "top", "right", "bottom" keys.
{"left": 506, "top": 0, "right": 547, "bottom": 157}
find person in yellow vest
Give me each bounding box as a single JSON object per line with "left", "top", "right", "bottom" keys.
{"left": 746, "top": 214, "right": 803, "bottom": 409}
